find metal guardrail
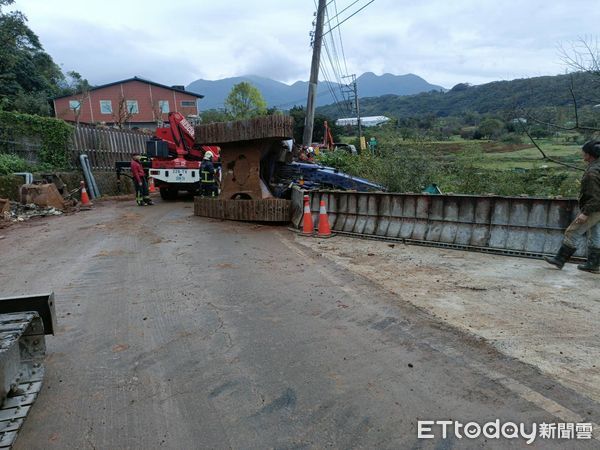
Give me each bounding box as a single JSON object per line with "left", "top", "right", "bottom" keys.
{"left": 295, "top": 191, "right": 584, "bottom": 259}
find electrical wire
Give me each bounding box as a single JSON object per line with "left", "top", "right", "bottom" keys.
{"left": 323, "top": 0, "right": 375, "bottom": 37}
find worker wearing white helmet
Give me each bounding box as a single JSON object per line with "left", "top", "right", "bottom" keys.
{"left": 200, "top": 151, "right": 218, "bottom": 197}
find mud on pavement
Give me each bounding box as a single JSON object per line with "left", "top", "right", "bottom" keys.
{"left": 297, "top": 235, "right": 600, "bottom": 404}
{"left": 1, "top": 200, "right": 599, "bottom": 448}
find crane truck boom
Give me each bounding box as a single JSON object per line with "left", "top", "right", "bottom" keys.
{"left": 115, "top": 112, "right": 220, "bottom": 200}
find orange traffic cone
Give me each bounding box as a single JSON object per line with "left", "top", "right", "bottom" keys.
{"left": 317, "top": 200, "right": 333, "bottom": 238}
{"left": 80, "top": 181, "right": 92, "bottom": 206}
{"left": 148, "top": 177, "right": 156, "bottom": 193}
{"left": 301, "top": 194, "right": 314, "bottom": 236}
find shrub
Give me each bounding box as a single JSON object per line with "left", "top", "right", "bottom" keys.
{"left": 0, "top": 154, "right": 30, "bottom": 175}
{"left": 317, "top": 139, "right": 440, "bottom": 192}
{"left": 0, "top": 111, "right": 73, "bottom": 169}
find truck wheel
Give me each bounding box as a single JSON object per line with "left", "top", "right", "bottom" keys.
{"left": 159, "top": 187, "right": 178, "bottom": 200}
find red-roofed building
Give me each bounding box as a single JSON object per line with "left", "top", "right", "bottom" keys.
{"left": 53, "top": 76, "right": 204, "bottom": 129}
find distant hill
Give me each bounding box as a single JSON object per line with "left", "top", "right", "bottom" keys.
{"left": 316, "top": 71, "right": 600, "bottom": 119}
{"left": 186, "top": 73, "right": 444, "bottom": 110}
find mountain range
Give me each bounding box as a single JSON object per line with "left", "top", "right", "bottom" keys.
{"left": 186, "top": 73, "right": 445, "bottom": 111}
{"left": 316, "top": 71, "right": 600, "bottom": 119}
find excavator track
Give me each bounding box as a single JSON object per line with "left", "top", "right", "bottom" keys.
{"left": 194, "top": 115, "right": 295, "bottom": 222}
{"left": 194, "top": 197, "right": 291, "bottom": 222}
{"left": 0, "top": 294, "right": 55, "bottom": 448}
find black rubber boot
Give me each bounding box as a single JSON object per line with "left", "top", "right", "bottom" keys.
{"left": 577, "top": 248, "right": 600, "bottom": 274}
{"left": 543, "top": 244, "right": 576, "bottom": 269}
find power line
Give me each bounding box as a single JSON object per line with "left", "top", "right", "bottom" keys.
{"left": 319, "top": 0, "right": 353, "bottom": 112}
{"left": 323, "top": 0, "right": 375, "bottom": 37}
{"left": 323, "top": 0, "right": 362, "bottom": 27}
{"left": 324, "top": 6, "right": 346, "bottom": 87}
{"left": 319, "top": 59, "right": 346, "bottom": 115}
{"left": 333, "top": 0, "right": 350, "bottom": 76}
{"left": 309, "top": 0, "right": 348, "bottom": 115}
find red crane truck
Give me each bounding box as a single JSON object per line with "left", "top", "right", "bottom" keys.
{"left": 116, "top": 112, "right": 220, "bottom": 200}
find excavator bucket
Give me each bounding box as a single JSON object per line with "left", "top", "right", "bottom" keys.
{"left": 0, "top": 293, "right": 56, "bottom": 448}
{"left": 194, "top": 115, "right": 294, "bottom": 222}
{"left": 19, "top": 184, "right": 66, "bottom": 210}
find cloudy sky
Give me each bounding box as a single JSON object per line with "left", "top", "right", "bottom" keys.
{"left": 12, "top": 0, "right": 600, "bottom": 89}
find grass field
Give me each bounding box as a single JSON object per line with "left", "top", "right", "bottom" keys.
{"left": 322, "top": 134, "right": 586, "bottom": 196}
{"left": 477, "top": 141, "right": 583, "bottom": 170}
{"left": 425, "top": 138, "right": 585, "bottom": 171}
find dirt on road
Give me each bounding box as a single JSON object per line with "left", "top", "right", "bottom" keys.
{"left": 298, "top": 236, "right": 600, "bottom": 403}
{"left": 1, "top": 199, "right": 599, "bottom": 448}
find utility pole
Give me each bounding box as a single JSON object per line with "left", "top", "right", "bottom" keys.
{"left": 303, "top": 0, "right": 326, "bottom": 147}
{"left": 342, "top": 74, "right": 363, "bottom": 151}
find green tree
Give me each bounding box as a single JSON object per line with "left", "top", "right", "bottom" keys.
{"left": 477, "top": 118, "right": 505, "bottom": 139}
{"left": 289, "top": 105, "right": 306, "bottom": 142}
{"left": 224, "top": 82, "right": 267, "bottom": 120}
{"left": 0, "top": 0, "right": 64, "bottom": 115}
{"left": 56, "top": 71, "right": 92, "bottom": 125}
{"left": 288, "top": 106, "right": 342, "bottom": 144}
{"left": 200, "top": 108, "right": 229, "bottom": 124}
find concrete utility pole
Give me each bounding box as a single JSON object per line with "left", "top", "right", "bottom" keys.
{"left": 303, "top": 0, "right": 327, "bottom": 147}
{"left": 342, "top": 74, "right": 363, "bottom": 151}
{"left": 351, "top": 76, "right": 362, "bottom": 147}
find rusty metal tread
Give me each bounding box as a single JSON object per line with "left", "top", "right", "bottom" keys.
{"left": 194, "top": 197, "right": 292, "bottom": 222}
{"left": 195, "top": 115, "right": 294, "bottom": 144}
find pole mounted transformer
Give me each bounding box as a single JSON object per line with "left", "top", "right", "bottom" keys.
{"left": 303, "top": 0, "right": 327, "bottom": 147}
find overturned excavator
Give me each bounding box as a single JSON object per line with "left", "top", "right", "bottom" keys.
{"left": 193, "top": 115, "right": 383, "bottom": 222}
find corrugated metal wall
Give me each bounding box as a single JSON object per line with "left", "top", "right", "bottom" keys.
{"left": 297, "top": 190, "right": 582, "bottom": 258}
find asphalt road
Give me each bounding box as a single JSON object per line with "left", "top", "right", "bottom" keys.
{"left": 1, "top": 199, "right": 598, "bottom": 449}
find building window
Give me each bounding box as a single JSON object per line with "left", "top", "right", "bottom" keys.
{"left": 100, "top": 100, "right": 112, "bottom": 114}
{"left": 181, "top": 100, "right": 196, "bottom": 107}
{"left": 126, "top": 100, "right": 139, "bottom": 114}
{"left": 69, "top": 100, "right": 81, "bottom": 112}
{"left": 158, "top": 100, "right": 169, "bottom": 113}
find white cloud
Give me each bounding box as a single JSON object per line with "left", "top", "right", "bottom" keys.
{"left": 13, "top": 0, "right": 600, "bottom": 89}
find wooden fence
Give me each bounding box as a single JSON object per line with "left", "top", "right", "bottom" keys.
{"left": 0, "top": 124, "right": 149, "bottom": 170}
{"left": 69, "top": 125, "right": 148, "bottom": 170}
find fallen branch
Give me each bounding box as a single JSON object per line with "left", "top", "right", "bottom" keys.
{"left": 522, "top": 127, "right": 585, "bottom": 171}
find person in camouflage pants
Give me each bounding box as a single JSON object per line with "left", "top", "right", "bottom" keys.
{"left": 544, "top": 140, "right": 600, "bottom": 273}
